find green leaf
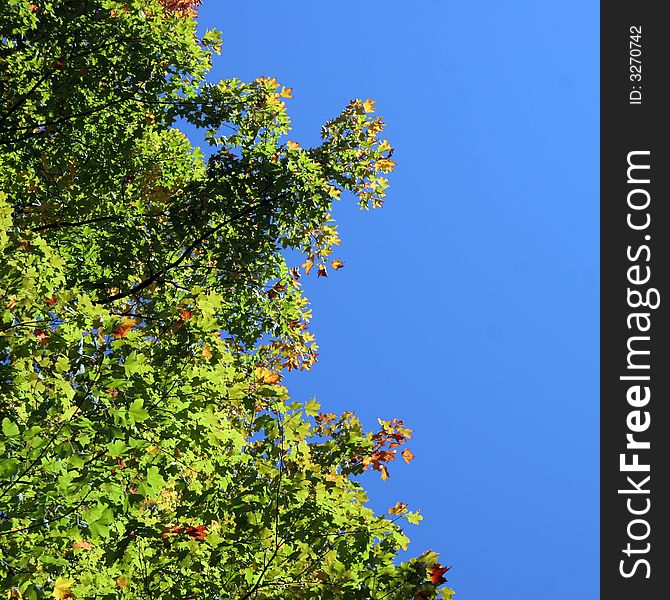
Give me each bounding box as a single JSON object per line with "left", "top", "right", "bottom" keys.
{"left": 2, "top": 418, "right": 19, "bottom": 437}
{"left": 305, "top": 398, "right": 321, "bottom": 417}
{"left": 107, "top": 440, "right": 128, "bottom": 458}
{"left": 128, "top": 399, "right": 149, "bottom": 424}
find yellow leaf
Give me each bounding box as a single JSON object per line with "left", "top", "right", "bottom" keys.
{"left": 330, "top": 259, "right": 344, "bottom": 270}
{"left": 327, "top": 185, "right": 341, "bottom": 199}
{"left": 301, "top": 259, "right": 314, "bottom": 275}
{"left": 255, "top": 367, "right": 282, "bottom": 385}
{"left": 388, "top": 501, "right": 408, "bottom": 515}
{"left": 375, "top": 157, "right": 396, "bottom": 173}
{"left": 52, "top": 578, "right": 73, "bottom": 600}
{"left": 362, "top": 98, "right": 376, "bottom": 113}
{"left": 377, "top": 139, "right": 392, "bottom": 153}
{"left": 255, "top": 76, "right": 279, "bottom": 88}
{"left": 202, "top": 344, "right": 212, "bottom": 359}
{"left": 287, "top": 140, "right": 300, "bottom": 151}
{"left": 401, "top": 449, "right": 414, "bottom": 464}
{"left": 279, "top": 86, "right": 293, "bottom": 98}
{"left": 380, "top": 465, "right": 389, "bottom": 481}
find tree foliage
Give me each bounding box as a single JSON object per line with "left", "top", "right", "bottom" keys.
{"left": 0, "top": 1, "right": 453, "bottom": 598}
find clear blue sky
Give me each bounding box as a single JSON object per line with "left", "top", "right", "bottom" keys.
{"left": 197, "top": 2, "right": 600, "bottom": 598}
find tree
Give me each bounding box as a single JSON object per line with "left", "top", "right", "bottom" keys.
{"left": 0, "top": 1, "right": 453, "bottom": 598}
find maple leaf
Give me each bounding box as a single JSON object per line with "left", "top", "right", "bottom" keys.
{"left": 255, "top": 367, "right": 282, "bottom": 385}
{"left": 52, "top": 578, "right": 74, "bottom": 600}
{"left": 158, "top": 0, "right": 202, "bottom": 17}
{"left": 180, "top": 309, "right": 192, "bottom": 320}
{"left": 378, "top": 139, "right": 392, "bottom": 153}
{"left": 112, "top": 318, "right": 136, "bottom": 339}
{"left": 375, "top": 157, "right": 396, "bottom": 173}
{"left": 401, "top": 449, "right": 415, "bottom": 464}
{"left": 72, "top": 539, "right": 93, "bottom": 551}
{"left": 301, "top": 258, "right": 314, "bottom": 275}
{"left": 388, "top": 501, "right": 407, "bottom": 515}
{"left": 428, "top": 563, "right": 451, "bottom": 585}
{"left": 255, "top": 76, "right": 279, "bottom": 88}
{"left": 185, "top": 524, "right": 208, "bottom": 540}
{"left": 363, "top": 98, "right": 376, "bottom": 113}
{"left": 279, "top": 86, "right": 293, "bottom": 98}
{"left": 330, "top": 259, "right": 344, "bottom": 270}
{"left": 114, "top": 577, "right": 129, "bottom": 590}
{"left": 34, "top": 329, "right": 49, "bottom": 345}
{"left": 161, "top": 525, "right": 184, "bottom": 538}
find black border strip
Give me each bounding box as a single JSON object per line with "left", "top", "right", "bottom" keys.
{"left": 601, "top": 5, "right": 669, "bottom": 598}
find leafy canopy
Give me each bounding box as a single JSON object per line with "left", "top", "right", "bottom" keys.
{"left": 0, "top": 1, "right": 452, "bottom": 599}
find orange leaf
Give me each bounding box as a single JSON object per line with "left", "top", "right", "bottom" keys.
{"left": 114, "top": 577, "right": 129, "bottom": 590}
{"left": 34, "top": 329, "right": 49, "bottom": 345}
{"left": 255, "top": 367, "right": 282, "bottom": 385}
{"left": 330, "top": 259, "right": 344, "bottom": 270}
{"left": 279, "top": 86, "right": 293, "bottom": 98}
{"left": 112, "top": 318, "right": 136, "bottom": 339}
{"left": 380, "top": 465, "right": 389, "bottom": 480}
{"left": 287, "top": 140, "right": 300, "bottom": 151}
{"left": 401, "top": 449, "right": 415, "bottom": 464}
{"left": 202, "top": 344, "right": 212, "bottom": 359}
{"left": 180, "top": 309, "right": 192, "bottom": 320}
{"left": 45, "top": 296, "right": 58, "bottom": 307}
{"left": 72, "top": 539, "right": 93, "bottom": 551}
{"left": 185, "top": 524, "right": 208, "bottom": 540}
{"left": 161, "top": 525, "right": 184, "bottom": 538}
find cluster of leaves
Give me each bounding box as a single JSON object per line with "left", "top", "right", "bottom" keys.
{"left": 1, "top": 1, "right": 452, "bottom": 599}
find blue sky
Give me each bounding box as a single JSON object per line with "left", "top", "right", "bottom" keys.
{"left": 197, "top": 2, "right": 599, "bottom": 598}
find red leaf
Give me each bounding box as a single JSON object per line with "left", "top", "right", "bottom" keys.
{"left": 185, "top": 524, "right": 208, "bottom": 540}
{"left": 428, "top": 563, "right": 451, "bottom": 585}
